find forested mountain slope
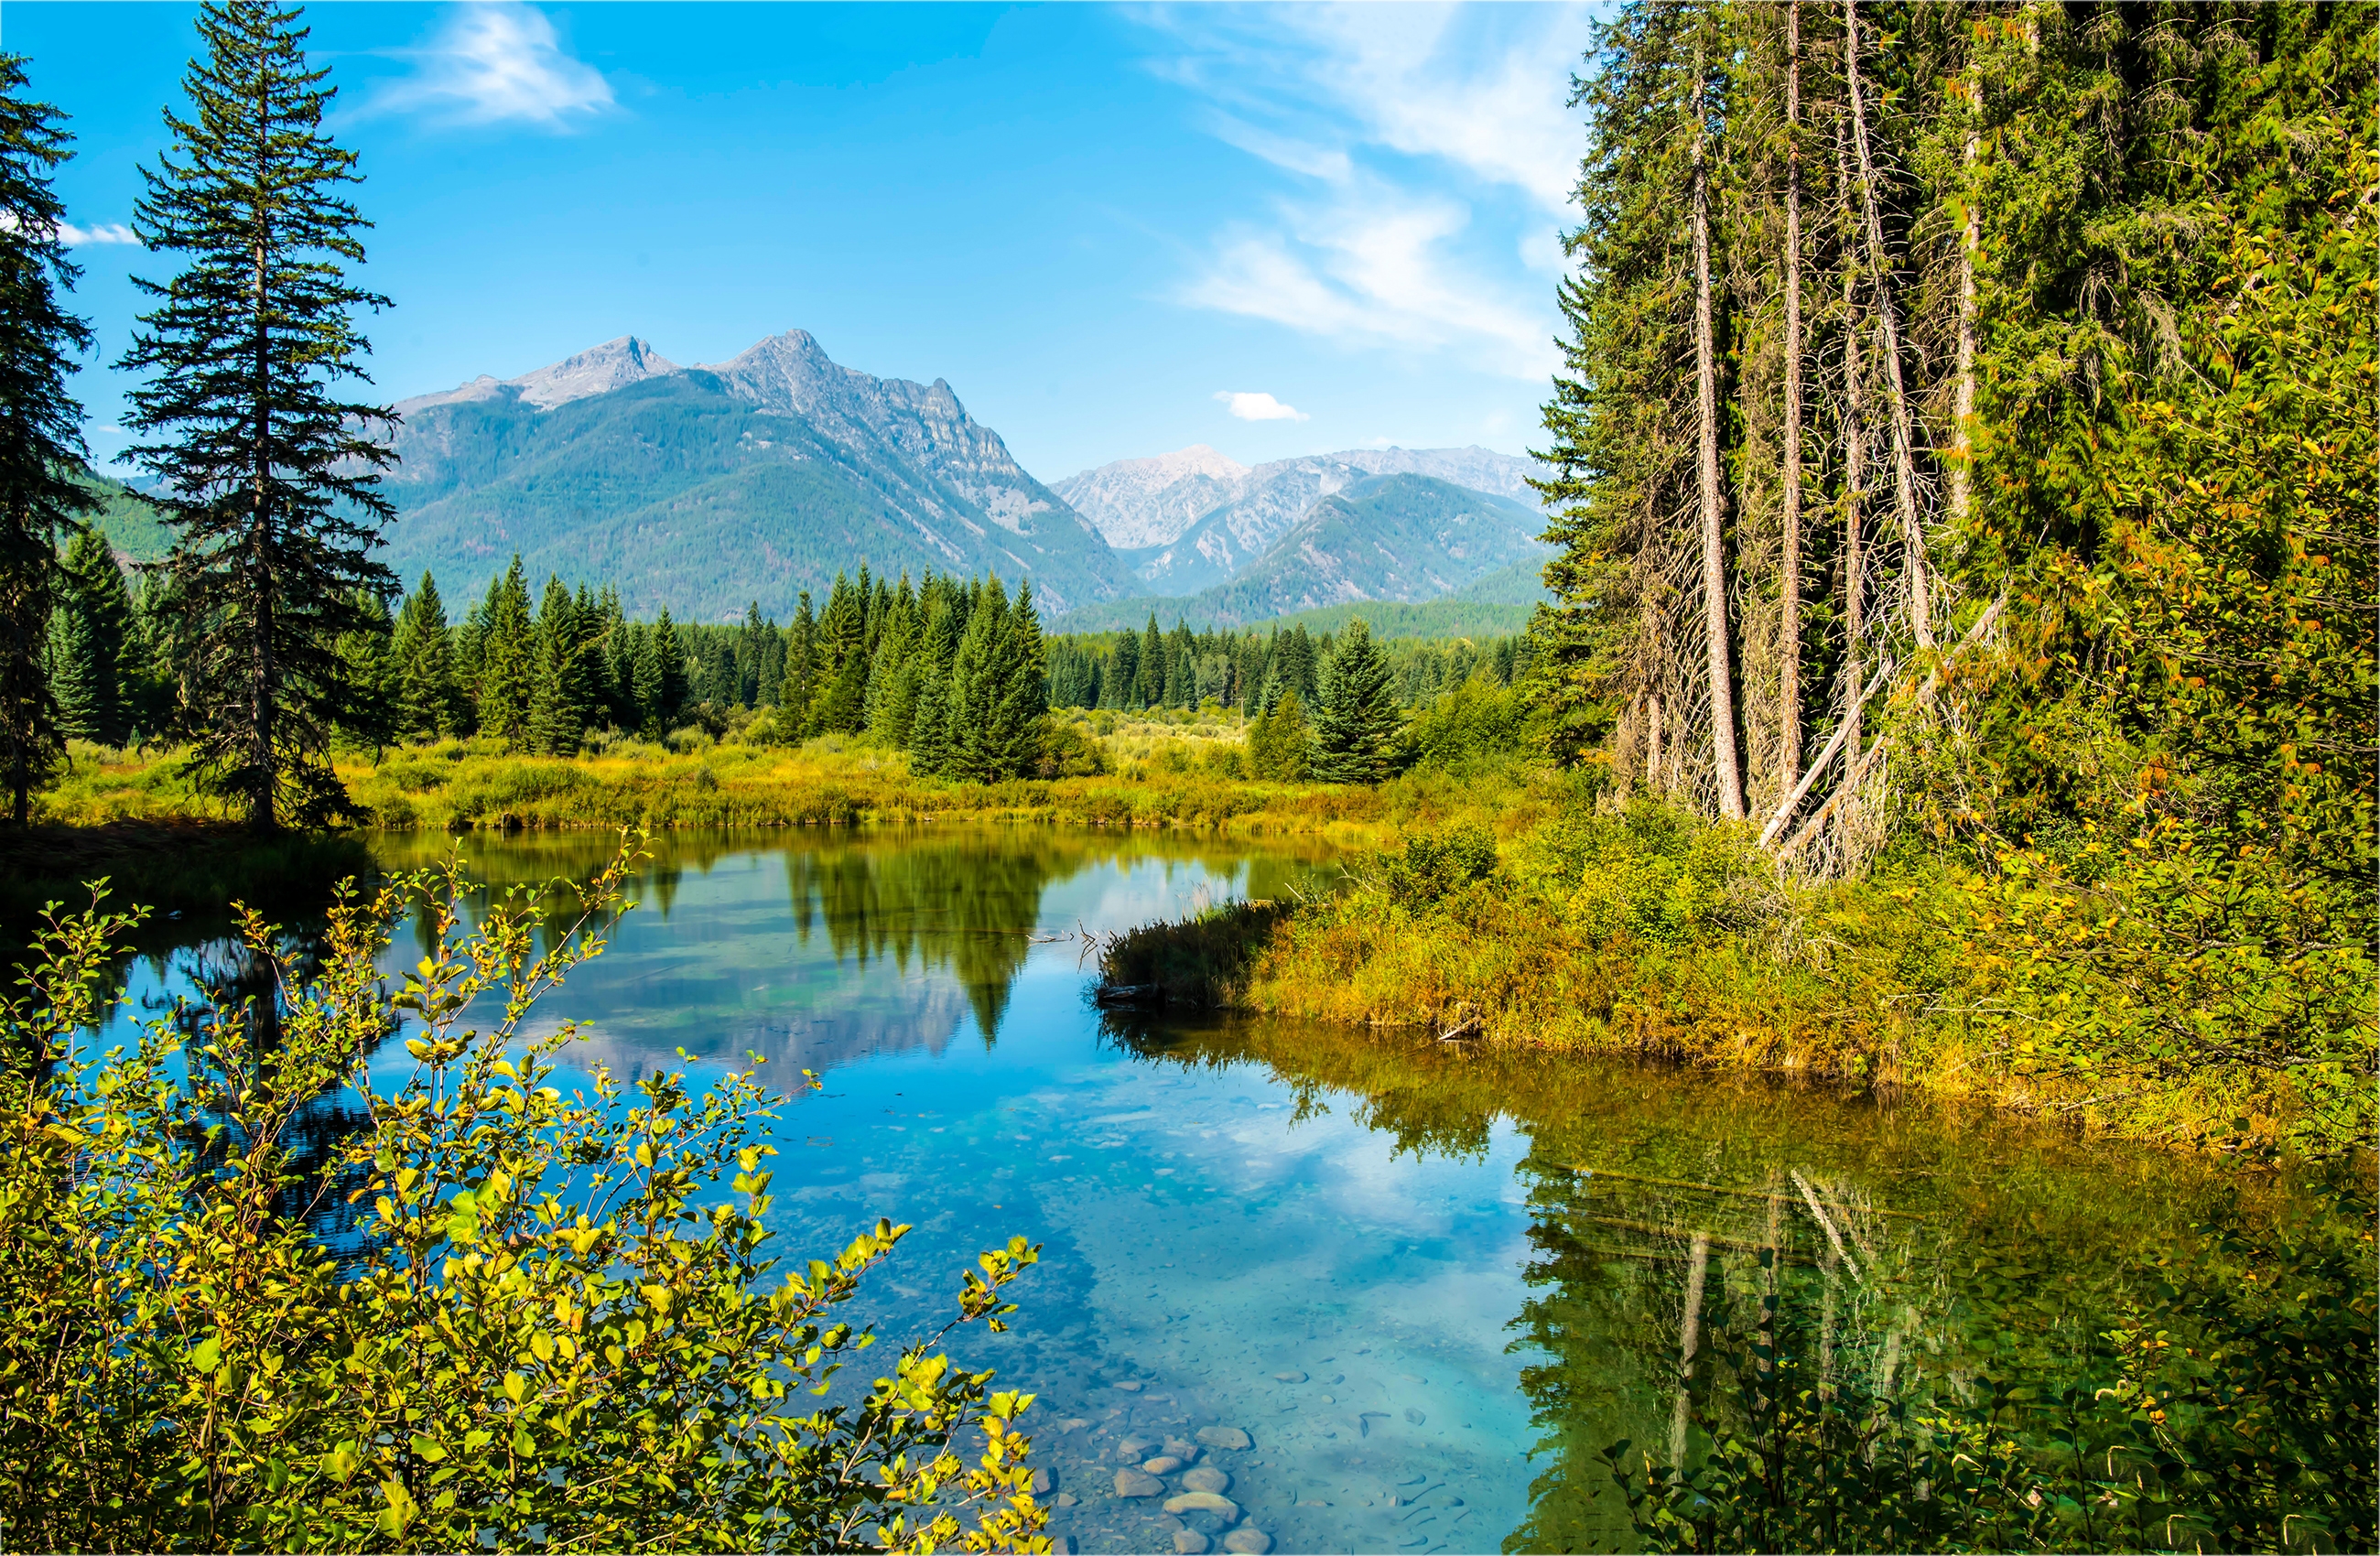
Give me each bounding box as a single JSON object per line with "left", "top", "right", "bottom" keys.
{"left": 373, "top": 331, "right": 1126, "bottom": 621}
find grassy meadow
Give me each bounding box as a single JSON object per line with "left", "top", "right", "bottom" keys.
{"left": 35, "top": 707, "right": 1547, "bottom": 845}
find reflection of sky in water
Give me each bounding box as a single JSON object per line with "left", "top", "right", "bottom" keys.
{"left": 84, "top": 830, "right": 2308, "bottom": 1556}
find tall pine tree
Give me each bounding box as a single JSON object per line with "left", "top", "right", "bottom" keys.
{"left": 390, "top": 568, "right": 460, "bottom": 740}
{"left": 0, "top": 54, "right": 95, "bottom": 822}
{"left": 526, "top": 574, "right": 591, "bottom": 755}
{"left": 474, "top": 556, "right": 534, "bottom": 746}
{"left": 1311, "top": 617, "right": 1399, "bottom": 784}
{"left": 54, "top": 527, "right": 135, "bottom": 748}
{"left": 119, "top": 0, "right": 395, "bottom": 829}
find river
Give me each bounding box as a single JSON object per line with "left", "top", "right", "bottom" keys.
{"left": 91, "top": 827, "right": 2356, "bottom": 1554}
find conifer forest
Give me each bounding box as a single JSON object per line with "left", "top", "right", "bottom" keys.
{"left": 0, "top": 3, "right": 2373, "bottom": 1553}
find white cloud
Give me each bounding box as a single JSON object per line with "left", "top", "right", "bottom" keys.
{"left": 1180, "top": 182, "right": 1559, "bottom": 380}
{"left": 367, "top": 4, "right": 613, "bottom": 129}
{"left": 1215, "top": 390, "right": 1308, "bottom": 423}
{"left": 1142, "top": 4, "right": 1593, "bottom": 382}
{"left": 60, "top": 222, "right": 139, "bottom": 246}
{"left": 0, "top": 212, "right": 139, "bottom": 245}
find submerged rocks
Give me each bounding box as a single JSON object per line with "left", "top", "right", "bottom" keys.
{"left": 1272, "top": 1371, "right": 1307, "bottom": 1383}
{"left": 1142, "top": 1456, "right": 1184, "bottom": 1475}
{"left": 1195, "top": 1426, "right": 1252, "bottom": 1451}
{"left": 1114, "top": 1469, "right": 1165, "bottom": 1498}
{"left": 1181, "top": 1466, "right": 1231, "bottom": 1496}
{"left": 1117, "top": 1436, "right": 1156, "bottom": 1462}
{"left": 1223, "top": 1531, "right": 1273, "bottom": 1554}
{"left": 1162, "top": 1436, "right": 1200, "bottom": 1463}
{"left": 1163, "top": 1492, "right": 1239, "bottom": 1520}
{"left": 1030, "top": 1468, "right": 1052, "bottom": 1494}
{"left": 1172, "top": 1532, "right": 1209, "bottom": 1555}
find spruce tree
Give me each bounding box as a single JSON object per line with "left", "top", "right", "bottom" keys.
{"left": 54, "top": 528, "right": 133, "bottom": 747}
{"left": 594, "top": 586, "right": 630, "bottom": 730}
{"left": 907, "top": 586, "right": 961, "bottom": 778}
{"left": 390, "top": 569, "right": 460, "bottom": 740}
{"left": 947, "top": 577, "right": 1010, "bottom": 783}
{"left": 990, "top": 580, "right": 1048, "bottom": 777}
{"left": 1139, "top": 616, "right": 1163, "bottom": 708}
{"left": 475, "top": 556, "right": 534, "bottom": 746}
{"left": 814, "top": 572, "right": 869, "bottom": 733}
{"left": 654, "top": 607, "right": 687, "bottom": 732}
{"left": 629, "top": 622, "right": 663, "bottom": 739}
{"left": 1109, "top": 630, "right": 1139, "bottom": 712}
{"left": 331, "top": 587, "right": 396, "bottom": 756}
{"left": 1312, "top": 618, "right": 1399, "bottom": 784}
{"left": 1249, "top": 686, "right": 1312, "bottom": 781}
{"left": 527, "top": 574, "right": 590, "bottom": 755}
{"left": 0, "top": 54, "right": 95, "bottom": 821}
{"left": 784, "top": 589, "right": 817, "bottom": 734}
{"left": 119, "top": 0, "right": 395, "bottom": 830}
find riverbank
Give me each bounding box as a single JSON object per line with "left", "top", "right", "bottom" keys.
{"left": 1098, "top": 797, "right": 2375, "bottom": 1160}
{"left": 37, "top": 731, "right": 1549, "bottom": 843}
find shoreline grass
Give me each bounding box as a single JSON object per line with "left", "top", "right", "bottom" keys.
{"left": 36, "top": 729, "right": 1553, "bottom": 848}
{"left": 1098, "top": 796, "right": 2375, "bottom": 1160}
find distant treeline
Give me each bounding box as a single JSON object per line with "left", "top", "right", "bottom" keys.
{"left": 53, "top": 538, "right": 1544, "bottom": 784}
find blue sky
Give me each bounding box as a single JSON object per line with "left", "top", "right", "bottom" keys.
{"left": 5, "top": 2, "right": 1596, "bottom": 483}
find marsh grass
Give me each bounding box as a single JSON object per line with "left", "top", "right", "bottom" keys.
{"left": 38, "top": 734, "right": 1548, "bottom": 847}
{"left": 1109, "top": 793, "right": 2363, "bottom": 1154}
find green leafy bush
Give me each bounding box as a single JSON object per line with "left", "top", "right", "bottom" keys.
{"left": 1381, "top": 825, "right": 1498, "bottom": 911}
{"left": 0, "top": 841, "right": 1048, "bottom": 1551}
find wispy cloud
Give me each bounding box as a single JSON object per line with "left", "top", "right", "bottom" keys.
{"left": 1215, "top": 390, "right": 1308, "bottom": 423}
{"left": 1143, "top": 4, "right": 1593, "bottom": 381}
{"left": 364, "top": 4, "right": 613, "bottom": 130}
{"left": 60, "top": 221, "right": 140, "bottom": 246}
{"left": 0, "top": 212, "right": 140, "bottom": 245}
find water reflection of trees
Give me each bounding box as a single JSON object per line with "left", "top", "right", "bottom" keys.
{"left": 129, "top": 921, "right": 388, "bottom": 1259}
{"left": 367, "top": 829, "right": 1334, "bottom": 1071}
{"left": 1098, "top": 1010, "right": 2331, "bottom": 1554}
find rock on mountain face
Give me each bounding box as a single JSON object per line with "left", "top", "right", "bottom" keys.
{"left": 376, "top": 331, "right": 1124, "bottom": 621}
{"left": 1053, "top": 474, "right": 1552, "bottom": 630}
{"left": 1055, "top": 444, "right": 1550, "bottom": 596}
{"left": 1049, "top": 444, "right": 1251, "bottom": 550}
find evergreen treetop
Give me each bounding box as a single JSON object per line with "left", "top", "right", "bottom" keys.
{"left": 118, "top": 0, "right": 394, "bottom": 828}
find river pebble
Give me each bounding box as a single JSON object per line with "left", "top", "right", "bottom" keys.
{"left": 1163, "top": 1492, "right": 1239, "bottom": 1520}
{"left": 1195, "top": 1426, "right": 1252, "bottom": 1451}
{"left": 1180, "top": 1466, "right": 1230, "bottom": 1496}
{"left": 1031, "top": 1469, "right": 1051, "bottom": 1494}
{"left": 1143, "top": 1456, "right": 1184, "bottom": 1475}
{"left": 1272, "top": 1371, "right": 1306, "bottom": 1383}
{"left": 1114, "top": 1470, "right": 1165, "bottom": 1498}
{"left": 1118, "top": 1436, "right": 1156, "bottom": 1462}
{"left": 1172, "top": 1532, "right": 1208, "bottom": 1555}
{"left": 1162, "top": 1436, "right": 1199, "bottom": 1463}
{"left": 1222, "top": 1531, "right": 1272, "bottom": 1554}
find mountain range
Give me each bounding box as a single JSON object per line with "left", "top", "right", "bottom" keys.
{"left": 373, "top": 332, "right": 1124, "bottom": 620}
{"left": 92, "top": 330, "right": 1554, "bottom": 628}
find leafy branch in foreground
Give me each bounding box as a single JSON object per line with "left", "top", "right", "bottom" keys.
{"left": 0, "top": 834, "right": 1047, "bottom": 1552}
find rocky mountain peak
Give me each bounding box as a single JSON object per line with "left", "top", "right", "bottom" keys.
{"left": 396, "top": 335, "right": 683, "bottom": 416}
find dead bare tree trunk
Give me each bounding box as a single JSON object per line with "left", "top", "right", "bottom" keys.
{"left": 1780, "top": 0, "right": 1805, "bottom": 790}
{"left": 1839, "top": 130, "right": 1868, "bottom": 763}
{"left": 1948, "top": 69, "right": 1980, "bottom": 532}
{"left": 1841, "top": 0, "right": 1934, "bottom": 650}
{"left": 1647, "top": 691, "right": 1665, "bottom": 795}
{"left": 1692, "top": 57, "right": 1746, "bottom": 820}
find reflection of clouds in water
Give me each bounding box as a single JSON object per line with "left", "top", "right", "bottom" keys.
{"left": 561, "top": 979, "right": 977, "bottom": 1078}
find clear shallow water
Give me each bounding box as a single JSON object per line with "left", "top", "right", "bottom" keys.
{"left": 92, "top": 829, "right": 2331, "bottom": 1555}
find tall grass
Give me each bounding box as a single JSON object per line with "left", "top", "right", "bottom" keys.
{"left": 37, "top": 736, "right": 1549, "bottom": 848}
{"left": 1110, "top": 791, "right": 2366, "bottom": 1156}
